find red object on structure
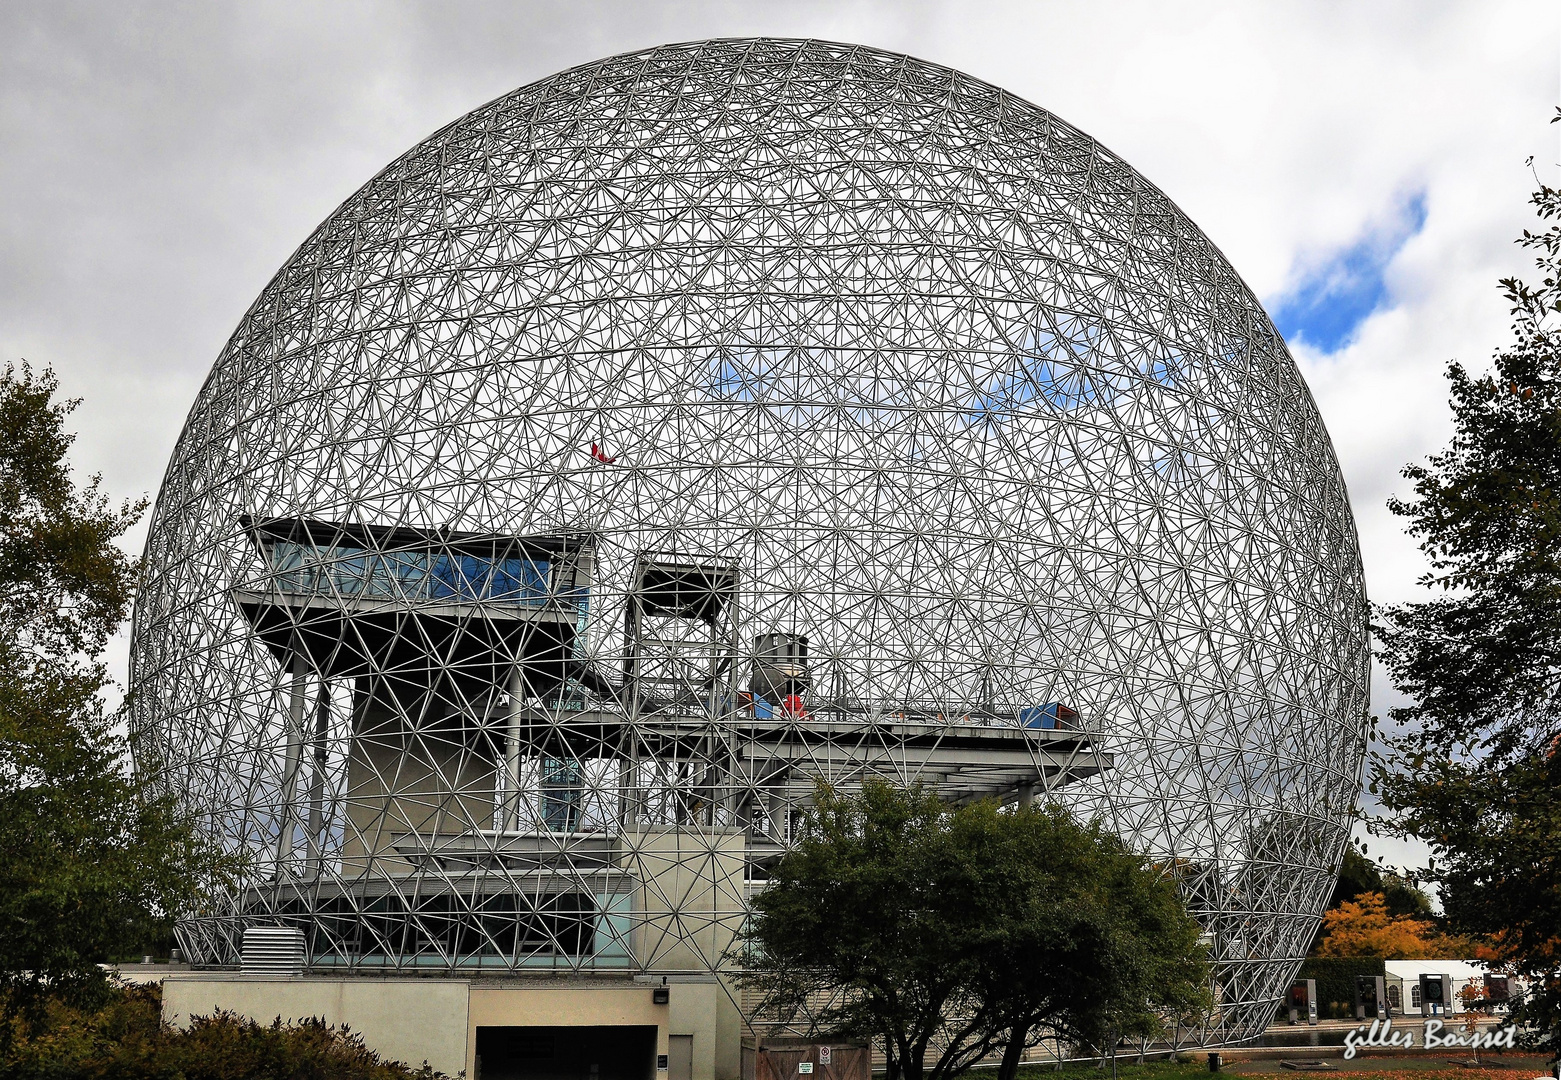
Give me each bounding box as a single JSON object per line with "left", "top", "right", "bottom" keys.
{"left": 589, "top": 442, "right": 618, "bottom": 464}
{"left": 780, "top": 693, "right": 807, "bottom": 719}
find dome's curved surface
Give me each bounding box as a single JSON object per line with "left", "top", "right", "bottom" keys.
{"left": 130, "top": 39, "right": 1368, "bottom": 1042}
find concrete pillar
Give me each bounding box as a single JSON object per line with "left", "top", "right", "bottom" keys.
{"left": 276, "top": 650, "right": 307, "bottom": 870}
{"left": 305, "top": 677, "right": 331, "bottom": 872}
{"left": 504, "top": 664, "right": 524, "bottom": 831}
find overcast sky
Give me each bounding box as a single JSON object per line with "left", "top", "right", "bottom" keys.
{"left": 3, "top": 1, "right": 1558, "bottom": 874}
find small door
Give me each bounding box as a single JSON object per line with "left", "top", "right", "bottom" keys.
{"left": 668, "top": 1035, "right": 694, "bottom": 1080}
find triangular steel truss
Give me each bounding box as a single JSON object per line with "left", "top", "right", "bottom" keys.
{"left": 128, "top": 39, "right": 1370, "bottom": 1047}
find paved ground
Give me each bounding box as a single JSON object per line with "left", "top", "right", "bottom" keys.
{"left": 1005, "top": 1041, "right": 1554, "bottom": 1080}
{"left": 1226, "top": 1054, "right": 1554, "bottom": 1076}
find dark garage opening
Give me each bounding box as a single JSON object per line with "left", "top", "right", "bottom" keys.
{"left": 476, "top": 1025, "right": 657, "bottom": 1080}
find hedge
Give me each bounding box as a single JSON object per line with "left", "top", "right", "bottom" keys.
{"left": 1297, "top": 957, "right": 1387, "bottom": 1020}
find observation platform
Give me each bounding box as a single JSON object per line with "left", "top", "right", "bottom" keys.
{"left": 231, "top": 515, "right": 594, "bottom": 696}
{"left": 504, "top": 707, "right": 1109, "bottom": 805}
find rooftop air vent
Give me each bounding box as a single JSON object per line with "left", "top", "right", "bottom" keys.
{"left": 241, "top": 926, "right": 305, "bottom": 976}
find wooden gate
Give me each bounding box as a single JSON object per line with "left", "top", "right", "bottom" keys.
{"left": 747, "top": 1041, "right": 869, "bottom": 1080}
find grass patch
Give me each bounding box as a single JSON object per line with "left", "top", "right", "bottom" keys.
{"left": 1008, "top": 1059, "right": 1212, "bottom": 1080}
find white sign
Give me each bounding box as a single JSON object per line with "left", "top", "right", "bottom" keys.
{"left": 799, "top": 1064, "right": 814, "bottom": 1074}
{"left": 818, "top": 1048, "right": 832, "bottom": 1065}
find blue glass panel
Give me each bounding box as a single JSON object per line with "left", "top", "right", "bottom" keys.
{"left": 362, "top": 553, "right": 394, "bottom": 598}
{"left": 489, "top": 557, "right": 549, "bottom": 602}
{"left": 272, "top": 543, "right": 559, "bottom": 605}
{"left": 459, "top": 555, "right": 486, "bottom": 601}
{"left": 429, "top": 554, "right": 462, "bottom": 600}
{"left": 268, "top": 541, "right": 316, "bottom": 593}
{"left": 330, "top": 550, "right": 370, "bottom": 596}
{"left": 384, "top": 551, "right": 429, "bottom": 599}
{"left": 592, "top": 893, "right": 633, "bottom": 960}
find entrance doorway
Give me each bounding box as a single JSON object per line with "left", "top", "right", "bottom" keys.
{"left": 667, "top": 1035, "right": 693, "bottom": 1080}
{"left": 476, "top": 1026, "right": 657, "bottom": 1080}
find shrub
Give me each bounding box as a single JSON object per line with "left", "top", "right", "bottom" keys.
{"left": 0, "top": 982, "right": 445, "bottom": 1079}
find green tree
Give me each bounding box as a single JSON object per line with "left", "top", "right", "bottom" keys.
{"left": 736, "top": 781, "right": 1209, "bottom": 1080}
{"left": 972, "top": 805, "right": 1209, "bottom": 1080}
{"left": 1325, "top": 843, "right": 1433, "bottom": 918}
{"left": 0, "top": 364, "right": 215, "bottom": 1035}
{"left": 1373, "top": 165, "right": 1561, "bottom": 1054}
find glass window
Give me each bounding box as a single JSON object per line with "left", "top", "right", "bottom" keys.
{"left": 490, "top": 557, "right": 549, "bottom": 602}
{"left": 268, "top": 540, "right": 317, "bottom": 593}
{"left": 269, "top": 540, "right": 559, "bottom": 606}
{"left": 460, "top": 555, "right": 489, "bottom": 600}
{"left": 429, "top": 553, "right": 465, "bottom": 601}
{"left": 329, "top": 549, "right": 370, "bottom": 596}
{"left": 428, "top": 553, "right": 552, "bottom": 604}
{"left": 380, "top": 551, "right": 429, "bottom": 599}
{"left": 541, "top": 758, "right": 583, "bottom": 832}
{"left": 361, "top": 553, "right": 396, "bottom": 598}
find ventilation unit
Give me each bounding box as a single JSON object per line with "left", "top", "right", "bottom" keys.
{"left": 241, "top": 926, "right": 305, "bottom": 976}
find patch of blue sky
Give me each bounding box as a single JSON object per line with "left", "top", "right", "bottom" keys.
{"left": 967, "top": 327, "right": 1102, "bottom": 422}
{"left": 706, "top": 348, "right": 921, "bottom": 416}
{"left": 707, "top": 329, "right": 1179, "bottom": 430}
{"left": 978, "top": 352, "right": 1092, "bottom": 415}
{"left": 965, "top": 322, "right": 1181, "bottom": 425}
{"left": 1269, "top": 191, "right": 1427, "bottom": 354}
{"left": 708, "top": 351, "right": 778, "bottom": 401}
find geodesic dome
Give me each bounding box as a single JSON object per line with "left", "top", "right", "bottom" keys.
{"left": 129, "top": 38, "right": 1369, "bottom": 1044}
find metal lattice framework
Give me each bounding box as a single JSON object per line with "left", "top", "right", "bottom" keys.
{"left": 128, "top": 39, "right": 1369, "bottom": 1045}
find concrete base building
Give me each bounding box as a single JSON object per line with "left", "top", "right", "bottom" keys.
{"left": 160, "top": 972, "right": 736, "bottom": 1080}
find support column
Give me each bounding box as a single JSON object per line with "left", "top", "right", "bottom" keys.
{"left": 305, "top": 678, "right": 331, "bottom": 873}
{"left": 763, "top": 785, "right": 789, "bottom": 845}
{"left": 1017, "top": 780, "right": 1035, "bottom": 810}
{"left": 618, "top": 747, "right": 639, "bottom": 828}
{"left": 276, "top": 650, "right": 307, "bottom": 872}
{"left": 504, "top": 664, "right": 523, "bottom": 832}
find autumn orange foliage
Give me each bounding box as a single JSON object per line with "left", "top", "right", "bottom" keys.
{"left": 1315, "top": 891, "right": 1474, "bottom": 959}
